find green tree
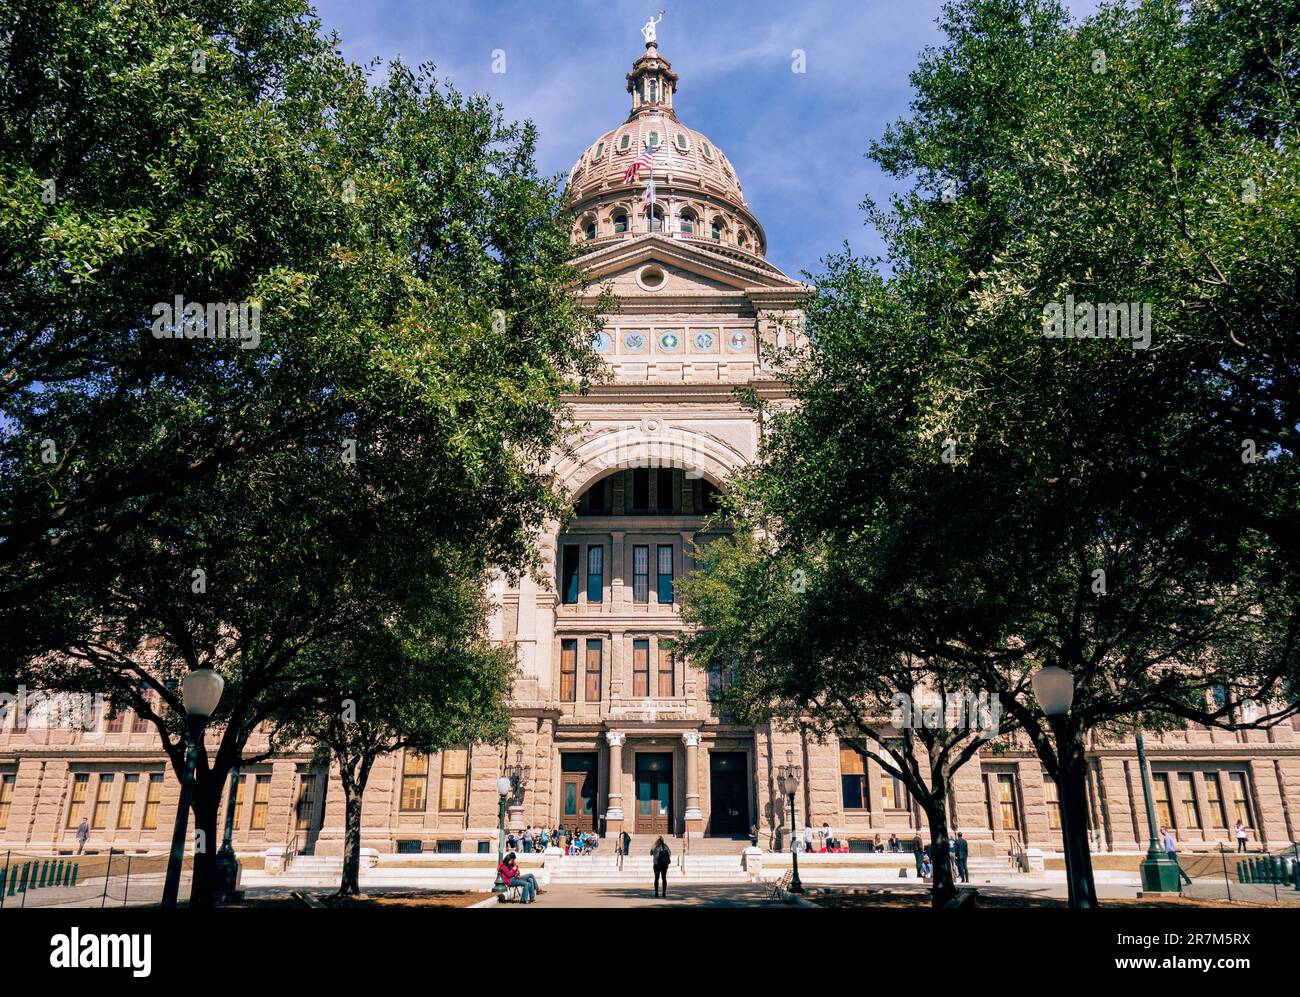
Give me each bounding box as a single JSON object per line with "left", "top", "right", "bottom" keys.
{"left": 280, "top": 575, "right": 513, "bottom": 898}
{"left": 5, "top": 0, "right": 601, "bottom": 907}
{"left": 681, "top": 0, "right": 1300, "bottom": 908}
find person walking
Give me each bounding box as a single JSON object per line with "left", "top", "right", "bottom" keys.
{"left": 802, "top": 823, "right": 814, "bottom": 855}
{"left": 651, "top": 836, "right": 672, "bottom": 897}
{"left": 953, "top": 831, "right": 970, "bottom": 883}
{"left": 1235, "top": 821, "right": 1249, "bottom": 853}
{"left": 1161, "top": 827, "right": 1193, "bottom": 888}
{"left": 75, "top": 817, "right": 89, "bottom": 855}
{"left": 911, "top": 833, "right": 924, "bottom": 875}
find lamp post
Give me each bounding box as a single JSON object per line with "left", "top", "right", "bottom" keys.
{"left": 213, "top": 720, "right": 242, "bottom": 904}
{"left": 162, "top": 668, "right": 224, "bottom": 908}
{"left": 1031, "top": 664, "right": 1096, "bottom": 908}
{"left": 778, "top": 749, "right": 804, "bottom": 894}
{"left": 1135, "top": 724, "right": 1183, "bottom": 893}
{"left": 491, "top": 775, "right": 512, "bottom": 894}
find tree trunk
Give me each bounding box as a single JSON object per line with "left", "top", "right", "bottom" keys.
{"left": 336, "top": 756, "right": 372, "bottom": 899}
{"left": 338, "top": 785, "right": 364, "bottom": 898}
{"left": 188, "top": 771, "right": 225, "bottom": 909}
{"left": 923, "top": 794, "right": 957, "bottom": 908}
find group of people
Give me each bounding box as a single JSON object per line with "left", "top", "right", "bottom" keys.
{"left": 505, "top": 824, "right": 601, "bottom": 855}
{"left": 795, "top": 821, "right": 848, "bottom": 853}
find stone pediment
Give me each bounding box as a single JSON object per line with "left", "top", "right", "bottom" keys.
{"left": 573, "top": 234, "right": 809, "bottom": 301}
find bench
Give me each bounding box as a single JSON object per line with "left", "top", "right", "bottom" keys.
{"left": 767, "top": 870, "right": 794, "bottom": 902}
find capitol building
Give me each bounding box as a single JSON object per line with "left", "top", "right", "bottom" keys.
{"left": 1, "top": 34, "right": 1297, "bottom": 874}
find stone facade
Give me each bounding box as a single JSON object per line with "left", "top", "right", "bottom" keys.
{"left": 2, "top": 38, "right": 1298, "bottom": 864}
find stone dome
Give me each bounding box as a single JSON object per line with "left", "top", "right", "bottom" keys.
{"left": 566, "top": 42, "right": 767, "bottom": 258}
{"left": 567, "top": 117, "right": 747, "bottom": 209}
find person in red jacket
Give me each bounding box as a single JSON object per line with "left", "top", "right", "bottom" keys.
{"left": 497, "top": 852, "right": 538, "bottom": 903}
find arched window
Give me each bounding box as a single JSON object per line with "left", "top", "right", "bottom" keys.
{"left": 584, "top": 220, "right": 597, "bottom": 241}
{"left": 612, "top": 211, "right": 629, "bottom": 234}
{"left": 648, "top": 79, "right": 658, "bottom": 103}
{"left": 675, "top": 132, "right": 690, "bottom": 152}
{"left": 650, "top": 206, "right": 664, "bottom": 233}
{"left": 619, "top": 133, "right": 631, "bottom": 152}
{"left": 711, "top": 217, "right": 725, "bottom": 241}
{"left": 679, "top": 210, "right": 696, "bottom": 235}
{"left": 647, "top": 131, "right": 660, "bottom": 148}
{"left": 594, "top": 141, "right": 605, "bottom": 158}
{"left": 737, "top": 230, "right": 748, "bottom": 247}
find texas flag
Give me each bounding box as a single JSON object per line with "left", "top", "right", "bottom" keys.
{"left": 642, "top": 170, "right": 656, "bottom": 213}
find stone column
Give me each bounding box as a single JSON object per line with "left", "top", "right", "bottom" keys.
{"left": 606, "top": 731, "right": 626, "bottom": 838}
{"left": 683, "top": 731, "right": 704, "bottom": 834}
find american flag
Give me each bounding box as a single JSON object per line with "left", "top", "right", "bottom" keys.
{"left": 622, "top": 141, "right": 659, "bottom": 184}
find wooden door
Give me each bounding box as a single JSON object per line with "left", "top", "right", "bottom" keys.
{"left": 635, "top": 753, "right": 672, "bottom": 835}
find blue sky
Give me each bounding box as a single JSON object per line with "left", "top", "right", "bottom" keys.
{"left": 310, "top": 0, "right": 1099, "bottom": 279}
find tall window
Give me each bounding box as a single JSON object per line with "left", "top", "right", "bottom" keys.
{"left": 656, "top": 544, "right": 674, "bottom": 604}
{"left": 633, "top": 545, "right": 650, "bottom": 603}
{"left": 657, "top": 645, "right": 675, "bottom": 697}
{"left": 882, "top": 772, "right": 907, "bottom": 811}
{"left": 1044, "top": 772, "right": 1062, "bottom": 830}
{"left": 711, "top": 218, "right": 723, "bottom": 240}
{"left": 295, "top": 774, "right": 316, "bottom": 832}
{"left": 142, "top": 773, "right": 164, "bottom": 830}
{"left": 633, "top": 638, "right": 650, "bottom": 697}
{"left": 993, "top": 773, "right": 1020, "bottom": 830}
{"left": 400, "top": 752, "right": 429, "bottom": 812}
{"left": 650, "top": 206, "right": 664, "bottom": 232}
{"left": 1153, "top": 772, "right": 1174, "bottom": 827}
{"left": 1229, "top": 772, "right": 1251, "bottom": 825}
{"left": 656, "top": 468, "right": 674, "bottom": 512}
{"left": 107, "top": 704, "right": 125, "bottom": 733}
{"left": 116, "top": 773, "right": 139, "bottom": 830}
{"left": 584, "top": 221, "right": 596, "bottom": 241}
{"left": 560, "top": 639, "right": 578, "bottom": 703}
{"left": 1178, "top": 773, "right": 1202, "bottom": 829}
{"left": 679, "top": 211, "right": 695, "bottom": 234}
{"left": 1204, "top": 772, "right": 1228, "bottom": 826}
{"left": 840, "top": 748, "right": 867, "bottom": 810}
{"left": 561, "top": 544, "right": 580, "bottom": 605}
{"left": 66, "top": 773, "right": 89, "bottom": 828}
{"left": 232, "top": 773, "right": 247, "bottom": 830}
{"left": 249, "top": 774, "right": 271, "bottom": 830}
{"left": 613, "top": 212, "right": 628, "bottom": 234}
{"left": 584, "top": 640, "right": 603, "bottom": 702}
{"left": 91, "top": 774, "right": 114, "bottom": 830}
{"left": 0, "top": 772, "right": 14, "bottom": 831}
{"left": 632, "top": 468, "right": 650, "bottom": 511}
{"left": 586, "top": 545, "right": 604, "bottom": 603}
{"left": 439, "top": 748, "right": 469, "bottom": 811}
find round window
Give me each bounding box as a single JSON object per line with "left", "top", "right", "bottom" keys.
{"left": 638, "top": 265, "right": 666, "bottom": 290}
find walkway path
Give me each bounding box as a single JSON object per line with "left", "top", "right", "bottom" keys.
{"left": 491, "top": 883, "right": 777, "bottom": 908}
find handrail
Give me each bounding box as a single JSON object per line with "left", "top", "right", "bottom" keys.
{"left": 1006, "top": 832, "right": 1028, "bottom": 872}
